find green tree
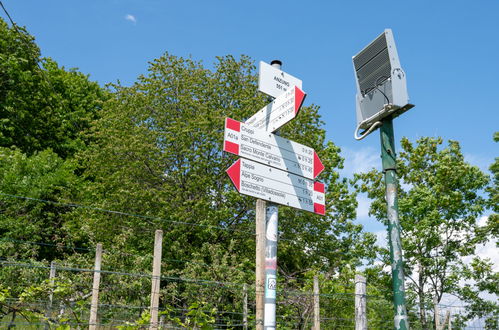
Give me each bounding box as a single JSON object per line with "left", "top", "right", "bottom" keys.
{"left": 354, "top": 137, "right": 497, "bottom": 328}
{"left": 486, "top": 132, "right": 499, "bottom": 236}
{"left": 0, "top": 147, "right": 81, "bottom": 261}
{"left": 0, "top": 18, "right": 107, "bottom": 158}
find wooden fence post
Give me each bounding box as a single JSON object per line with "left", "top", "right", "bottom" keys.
{"left": 255, "top": 199, "right": 266, "bottom": 330}
{"left": 434, "top": 296, "right": 441, "bottom": 330}
{"left": 313, "top": 275, "right": 320, "bottom": 330}
{"left": 89, "top": 243, "right": 103, "bottom": 330}
{"left": 44, "top": 261, "right": 57, "bottom": 329}
{"left": 243, "top": 283, "right": 248, "bottom": 330}
{"left": 355, "top": 274, "right": 367, "bottom": 330}
{"left": 149, "top": 230, "right": 163, "bottom": 330}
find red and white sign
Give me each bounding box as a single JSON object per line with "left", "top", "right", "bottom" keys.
{"left": 245, "top": 86, "right": 306, "bottom": 133}
{"left": 226, "top": 158, "right": 326, "bottom": 215}
{"left": 224, "top": 118, "right": 324, "bottom": 179}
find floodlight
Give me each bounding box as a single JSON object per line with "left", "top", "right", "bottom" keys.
{"left": 353, "top": 29, "right": 414, "bottom": 139}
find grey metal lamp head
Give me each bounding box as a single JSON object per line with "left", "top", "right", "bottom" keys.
{"left": 352, "top": 29, "right": 414, "bottom": 138}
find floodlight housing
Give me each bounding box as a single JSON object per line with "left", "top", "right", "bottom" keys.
{"left": 353, "top": 29, "right": 413, "bottom": 137}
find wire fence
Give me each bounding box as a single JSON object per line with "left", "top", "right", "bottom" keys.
{"left": 1, "top": 246, "right": 496, "bottom": 329}
{"left": 0, "top": 194, "right": 496, "bottom": 329}
{"left": 0, "top": 241, "right": 392, "bottom": 329}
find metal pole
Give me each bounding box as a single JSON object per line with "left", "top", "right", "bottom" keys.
{"left": 149, "top": 230, "right": 163, "bottom": 330}
{"left": 89, "top": 243, "right": 103, "bottom": 330}
{"left": 255, "top": 199, "right": 266, "bottom": 330}
{"left": 264, "top": 204, "right": 278, "bottom": 330}
{"left": 355, "top": 275, "right": 367, "bottom": 330}
{"left": 262, "top": 59, "right": 282, "bottom": 330}
{"left": 380, "top": 118, "right": 409, "bottom": 330}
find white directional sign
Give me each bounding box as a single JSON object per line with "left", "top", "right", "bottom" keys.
{"left": 258, "top": 61, "right": 303, "bottom": 98}
{"left": 245, "top": 86, "right": 306, "bottom": 133}
{"left": 224, "top": 118, "right": 325, "bottom": 179}
{"left": 226, "top": 158, "right": 326, "bottom": 215}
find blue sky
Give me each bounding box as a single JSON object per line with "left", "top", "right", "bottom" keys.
{"left": 2, "top": 1, "right": 498, "bottom": 234}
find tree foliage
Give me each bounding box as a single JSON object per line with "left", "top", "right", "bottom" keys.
{"left": 354, "top": 136, "right": 497, "bottom": 328}
{"left": 0, "top": 18, "right": 108, "bottom": 158}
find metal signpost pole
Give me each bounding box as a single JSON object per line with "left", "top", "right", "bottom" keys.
{"left": 263, "top": 59, "right": 281, "bottom": 330}
{"left": 264, "top": 204, "right": 278, "bottom": 329}
{"left": 380, "top": 118, "right": 409, "bottom": 330}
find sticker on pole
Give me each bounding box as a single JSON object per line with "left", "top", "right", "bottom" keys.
{"left": 226, "top": 158, "right": 326, "bottom": 215}
{"left": 224, "top": 118, "right": 324, "bottom": 179}
{"left": 245, "top": 86, "right": 306, "bottom": 133}
{"left": 258, "top": 61, "right": 303, "bottom": 98}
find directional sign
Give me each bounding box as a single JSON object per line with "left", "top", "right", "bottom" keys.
{"left": 245, "top": 86, "right": 306, "bottom": 132}
{"left": 258, "top": 61, "right": 303, "bottom": 98}
{"left": 224, "top": 118, "right": 325, "bottom": 179}
{"left": 226, "top": 158, "right": 326, "bottom": 215}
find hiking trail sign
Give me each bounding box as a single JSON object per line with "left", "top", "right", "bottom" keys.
{"left": 258, "top": 60, "right": 303, "bottom": 98}
{"left": 245, "top": 86, "right": 306, "bottom": 133}
{"left": 226, "top": 158, "right": 325, "bottom": 215}
{"left": 223, "top": 118, "right": 324, "bottom": 180}
{"left": 224, "top": 60, "right": 325, "bottom": 215}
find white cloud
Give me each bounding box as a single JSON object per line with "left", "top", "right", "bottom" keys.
{"left": 340, "top": 146, "right": 380, "bottom": 178}
{"left": 463, "top": 152, "right": 494, "bottom": 173}
{"left": 125, "top": 14, "right": 137, "bottom": 24}
{"left": 356, "top": 194, "right": 372, "bottom": 219}
{"left": 470, "top": 216, "right": 499, "bottom": 272}
{"left": 374, "top": 230, "right": 387, "bottom": 248}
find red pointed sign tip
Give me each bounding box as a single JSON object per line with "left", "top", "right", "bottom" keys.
{"left": 313, "top": 151, "right": 325, "bottom": 178}
{"left": 314, "top": 203, "right": 325, "bottom": 215}
{"left": 225, "top": 117, "right": 241, "bottom": 132}
{"left": 294, "top": 86, "right": 306, "bottom": 114}
{"left": 226, "top": 159, "right": 241, "bottom": 191}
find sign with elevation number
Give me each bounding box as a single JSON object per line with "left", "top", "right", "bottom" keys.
{"left": 258, "top": 61, "right": 303, "bottom": 98}
{"left": 224, "top": 118, "right": 325, "bottom": 179}
{"left": 245, "top": 86, "right": 306, "bottom": 133}
{"left": 226, "top": 158, "right": 326, "bottom": 215}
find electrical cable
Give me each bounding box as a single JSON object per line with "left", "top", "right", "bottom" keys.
{"left": 354, "top": 75, "right": 392, "bottom": 140}
{"left": 354, "top": 121, "right": 382, "bottom": 140}
{"left": 374, "top": 75, "right": 391, "bottom": 105}
{"left": 0, "top": 1, "right": 58, "bottom": 96}
{"left": 0, "top": 192, "right": 255, "bottom": 235}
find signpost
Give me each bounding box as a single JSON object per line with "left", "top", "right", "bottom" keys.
{"left": 225, "top": 60, "right": 324, "bottom": 329}
{"left": 258, "top": 60, "right": 302, "bottom": 98}
{"left": 226, "top": 158, "right": 325, "bottom": 215}
{"left": 245, "top": 86, "right": 306, "bottom": 132}
{"left": 224, "top": 118, "right": 325, "bottom": 179}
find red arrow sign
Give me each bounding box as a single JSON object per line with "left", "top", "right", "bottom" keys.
{"left": 226, "top": 158, "right": 326, "bottom": 215}
{"left": 224, "top": 118, "right": 324, "bottom": 179}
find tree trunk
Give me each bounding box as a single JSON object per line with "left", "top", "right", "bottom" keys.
{"left": 418, "top": 265, "right": 428, "bottom": 329}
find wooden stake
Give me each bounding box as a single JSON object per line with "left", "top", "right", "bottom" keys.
{"left": 149, "top": 230, "right": 163, "bottom": 330}
{"left": 45, "top": 261, "right": 56, "bottom": 329}
{"left": 434, "top": 296, "right": 441, "bottom": 330}
{"left": 313, "top": 275, "right": 320, "bottom": 330}
{"left": 243, "top": 283, "right": 248, "bottom": 330}
{"left": 355, "top": 275, "right": 367, "bottom": 330}
{"left": 89, "top": 243, "right": 103, "bottom": 330}
{"left": 255, "top": 199, "right": 266, "bottom": 330}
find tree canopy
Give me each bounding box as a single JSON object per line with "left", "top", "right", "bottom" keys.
{"left": 354, "top": 136, "right": 497, "bottom": 328}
